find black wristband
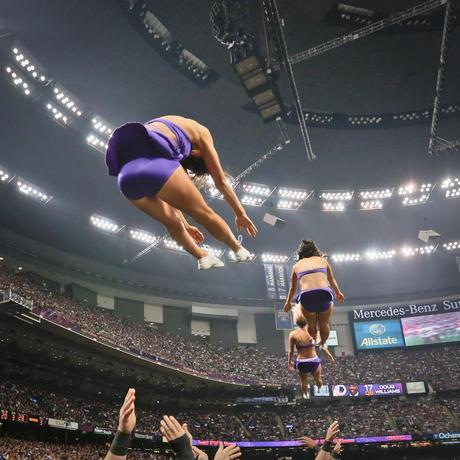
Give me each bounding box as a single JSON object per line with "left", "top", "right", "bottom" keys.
{"left": 331, "top": 449, "right": 341, "bottom": 459}
{"left": 313, "top": 444, "right": 321, "bottom": 453}
{"left": 110, "top": 430, "right": 131, "bottom": 456}
{"left": 169, "top": 433, "right": 194, "bottom": 458}
{"left": 321, "top": 440, "right": 332, "bottom": 452}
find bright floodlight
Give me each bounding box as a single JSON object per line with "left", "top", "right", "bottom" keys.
{"left": 360, "top": 200, "right": 383, "bottom": 210}
{"left": 16, "top": 177, "right": 52, "bottom": 204}
{"left": 0, "top": 165, "right": 13, "bottom": 183}
{"left": 241, "top": 195, "right": 266, "bottom": 207}
{"left": 401, "top": 245, "right": 435, "bottom": 257}
{"left": 45, "top": 102, "right": 70, "bottom": 126}
{"left": 90, "top": 214, "right": 121, "bottom": 233}
{"left": 91, "top": 116, "right": 114, "bottom": 137}
{"left": 399, "top": 182, "right": 433, "bottom": 206}
{"left": 277, "top": 187, "right": 312, "bottom": 210}
{"left": 205, "top": 176, "right": 235, "bottom": 200}
{"left": 365, "top": 250, "right": 396, "bottom": 260}
{"left": 129, "top": 229, "right": 160, "bottom": 245}
{"left": 86, "top": 115, "right": 115, "bottom": 153}
{"left": 11, "top": 45, "right": 48, "bottom": 84}
{"left": 163, "top": 238, "right": 185, "bottom": 252}
{"left": 202, "top": 245, "right": 225, "bottom": 258}
{"left": 52, "top": 86, "right": 83, "bottom": 118}
{"left": 241, "top": 182, "right": 274, "bottom": 197}
{"left": 319, "top": 190, "right": 354, "bottom": 201}
{"left": 359, "top": 188, "right": 393, "bottom": 199}
{"left": 5, "top": 66, "right": 34, "bottom": 97}
{"left": 228, "top": 249, "right": 256, "bottom": 262}
{"left": 443, "top": 240, "right": 459, "bottom": 252}
{"left": 331, "top": 253, "right": 361, "bottom": 262}
{"left": 260, "top": 253, "right": 290, "bottom": 263}
{"left": 441, "top": 177, "right": 460, "bottom": 198}
{"left": 86, "top": 134, "right": 108, "bottom": 153}
{"left": 322, "top": 202, "right": 346, "bottom": 212}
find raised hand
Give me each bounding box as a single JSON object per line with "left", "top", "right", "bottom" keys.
{"left": 235, "top": 214, "right": 257, "bottom": 237}
{"left": 297, "top": 436, "right": 318, "bottom": 449}
{"left": 186, "top": 225, "right": 205, "bottom": 244}
{"left": 183, "top": 423, "right": 209, "bottom": 460}
{"left": 160, "top": 415, "right": 186, "bottom": 442}
{"left": 118, "top": 388, "right": 136, "bottom": 434}
{"left": 322, "top": 347, "right": 335, "bottom": 363}
{"left": 326, "top": 421, "right": 340, "bottom": 441}
{"left": 336, "top": 291, "right": 345, "bottom": 303}
{"left": 214, "top": 442, "right": 241, "bottom": 460}
{"left": 333, "top": 439, "right": 343, "bottom": 454}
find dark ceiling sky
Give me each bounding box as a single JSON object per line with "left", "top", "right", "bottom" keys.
{"left": 0, "top": 0, "right": 459, "bottom": 287}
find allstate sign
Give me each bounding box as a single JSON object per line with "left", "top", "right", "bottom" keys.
{"left": 353, "top": 320, "right": 405, "bottom": 350}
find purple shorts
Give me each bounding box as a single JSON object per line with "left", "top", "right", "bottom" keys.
{"left": 295, "top": 357, "right": 322, "bottom": 374}
{"left": 105, "top": 119, "right": 191, "bottom": 200}
{"left": 297, "top": 287, "right": 334, "bottom": 313}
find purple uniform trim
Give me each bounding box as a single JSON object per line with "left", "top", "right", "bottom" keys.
{"left": 295, "top": 356, "right": 322, "bottom": 374}
{"left": 105, "top": 119, "right": 192, "bottom": 199}
{"left": 297, "top": 287, "right": 334, "bottom": 313}
{"left": 296, "top": 267, "right": 327, "bottom": 280}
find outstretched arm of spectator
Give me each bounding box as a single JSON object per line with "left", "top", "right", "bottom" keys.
{"left": 104, "top": 388, "right": 136, "bottom": 460}
{"left": 315, "top": 421, "right": 340, "bottom": 460}
{"left": 160, "top": 415, "right": 195, "bottom": 460}
{"left": 331, "top": 439, "right": 343, "bottom": 459}
{"left": 214, "top": 442, "right": 241, "bottom": 460}
{"left": 183, "top": 422, "right": 209, "bottom": 460}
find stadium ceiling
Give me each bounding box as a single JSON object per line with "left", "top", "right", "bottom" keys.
{"left": 0, "top": 0, "right": 459, "bottom": 267}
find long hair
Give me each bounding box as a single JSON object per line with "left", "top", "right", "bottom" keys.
{"left": 180, "top": 156, "right": 208, "bottom": 176}
{"left": 298, "top": 239, "right": 322, "bottom": 259}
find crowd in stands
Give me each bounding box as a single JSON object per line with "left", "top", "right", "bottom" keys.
{"left": 0, "top": 437, "right": 171, "bottom": 459}
{"left": 1, "top": 378, "right": 459, "bottom": 440}
{"left": 0, "top": 265, "right": 459, "bottom": 391}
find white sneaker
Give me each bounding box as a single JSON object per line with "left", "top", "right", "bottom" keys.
{"left": 302, "top": 391, "right": 310, "bottom": 400}
{"left": 319, "top": 343, "right": 328, "bottom": 351}
{"left": 198, "top": 254, "right": 225, "bottom": 270}
{"left": 233, "top": 246, "right": 252, "bottom": 262}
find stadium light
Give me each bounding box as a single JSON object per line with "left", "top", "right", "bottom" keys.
{"left": 202, "top": 245, "right": 225, "bottom": 258}
{"left": 365, "top": 250, "right": 396, "bottom": 260}
{"left": 360, "top": 200, "right": 383, "bottom": 210}
{"left": 129, "top": 229, "right": 160, "bottom": 246}
{"left": 330, "top": 253, "right": 361, "bottom": 262}
{"left": 163, "top": 238, "right": 185, "bottom": 252}
{"left": 228, "top": 249, "right": 257, "bottom": 262}
{"left": 12, "top": 46, "right": 48, "bottom": 84}
{"left": 441, "top": 177, "right": 460, "bottom": 198}
{"left": 90, "top": 214, "right": 121, "bottom": 233}
{"left": 277, "top": 187, "right": 312, "bottom": 210}
{"left": 15, "top": 177, "right": 52, "bottom": 204}
{"left": 45, "top": 102, "right": 70, "bottom": 127}
{"left": 52, "top": 86, "right": 83, "bottom": 118}
{"left": 359, "top": 188, "right": 393, "bottom": 199}
{"left": 0, "top": 165, "right": 14, "bottom": 183}
{"left": 443, "top": 240, "right": 460, "bottom": 252}
{"left": 85, "top": 116, "right": 114, "bottom": 153}
{"left": 4, "top": 66, "right": 34, "bottom": 97}
{"left": 398, "top": 182, "right": 433, "bottom": 206}
{"left": 260, "top": 253, "right": 290, "bottom": 263}
{"left": 322, "top": 202, "right": 346, "bottom": 212}
{"left": 241, "top": 182, "right": 275, "bottom": 197}
{"left": 241, "top": 195, "right": 266, "bottom": 207}
{"left": 319, "top": 191, "right": 354, "bottom": 201}
{"left": 401, "top": 245, "right": 436, "bottom": 257}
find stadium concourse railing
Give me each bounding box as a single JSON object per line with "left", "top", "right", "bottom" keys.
{"left": 0, "top": 289, "right": 261, "bottom": 388}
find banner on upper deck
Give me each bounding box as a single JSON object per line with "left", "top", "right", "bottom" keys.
{"left": 274, "top": 301, "right": 293, "bottom": 330}
{"left": 263, "top": 264, "right": 277, "bottom": 300}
